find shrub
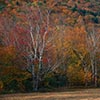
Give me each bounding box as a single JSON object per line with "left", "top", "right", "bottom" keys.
{"left": 67, "top": 65, "right": 85, "bottom": 86}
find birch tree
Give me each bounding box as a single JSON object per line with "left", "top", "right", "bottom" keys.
{"left": 85, "top": 26, "right": 100, "bottom": 87}
{"left": 13, "top": 4, "right": 54, "bottom": 91}
{"left": 0, "top": 3, "right": 65, "bottom": 91}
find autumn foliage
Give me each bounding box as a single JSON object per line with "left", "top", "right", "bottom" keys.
{"left": 0, "top": 0, "right": 100, "bottom": 93}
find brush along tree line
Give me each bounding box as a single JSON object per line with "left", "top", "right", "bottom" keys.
{"left": 0, "top": 0, "right": 100, "bottom": 93}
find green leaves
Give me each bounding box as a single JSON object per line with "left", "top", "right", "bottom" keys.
{"left": 0, "top": 3, "right": 6, "bottom": 12}
{"left": 38, "top": 1, "right": 43, "bottom": 6}
{"left": 31, "top": 1, "right": 43, "bottom": 7}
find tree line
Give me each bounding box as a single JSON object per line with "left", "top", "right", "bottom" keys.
{"left": 0, "top": 0, "right": 100, "bottom": 93}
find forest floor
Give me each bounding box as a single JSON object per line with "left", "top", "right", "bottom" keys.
{"left": 0, "top": 88, "right": 100, "bottom": 100}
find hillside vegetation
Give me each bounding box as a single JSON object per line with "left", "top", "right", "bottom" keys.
{"left": 0, "top": 0, "right": 100, "bottom": 93}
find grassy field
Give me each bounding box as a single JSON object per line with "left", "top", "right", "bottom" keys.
{"left": 0, "top": 88, "right": 100, "bottom": 100}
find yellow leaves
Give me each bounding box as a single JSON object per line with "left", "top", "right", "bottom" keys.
{"left": 0, "top": 66, "right": 31, "bottom": 84}
{"left": 32, "top": 1, "right": 38, "bottom": 6}
{"left": 56, "top": 26, "right": 60, "bottom": 31}
{"left": 0, "top": 81, "right": 3, "bottom": 90}
{"left": 67, "top": 65, "right": 85, "bottom": 85}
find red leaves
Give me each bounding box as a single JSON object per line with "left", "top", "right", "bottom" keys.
{"left": 43, "top": 57, "right": 48, "bottom": 63}
{"left": 34, "top": 57, "right": 48, "bottom": 64}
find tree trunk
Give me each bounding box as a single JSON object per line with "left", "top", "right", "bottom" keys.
{"left": 32, "top": 72, "right": 39, "bottom": 91}
{"left": 31, "top": 64, "right": 38, "bottom": 91}
{"left": 31, "top": 64, "right": 35, "bottom": 91}
{"left": 33, "top": 75, "right": 39, "bottom": 91}
{"left": 32, "top": 57, "right": 42, "bottom": 91}
{"left": 85, "top": 70, "right": 88, "bottom": 87}
{"left": 94, "top": 59, "right": 97, "bottom": 87}
{"left": 91, "top": 58, "right": 97, "bottom": 87}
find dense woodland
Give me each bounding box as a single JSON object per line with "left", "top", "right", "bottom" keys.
{"left": 0, "top": 0, "right": 100, "bottom": 93}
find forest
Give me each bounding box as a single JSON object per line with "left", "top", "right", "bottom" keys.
{"left": 0, "top": 0, "right": 100, "bottom": 94}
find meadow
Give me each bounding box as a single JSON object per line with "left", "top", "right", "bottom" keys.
{"left": 0, "top": 89, "right": 100, "bottom": 100}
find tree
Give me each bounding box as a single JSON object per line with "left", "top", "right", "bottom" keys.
{"left": 85, "top": 25, "right": 100, "bottom": 87}
{"left": 0, "top": 2, "right": 65, "bottom": 91}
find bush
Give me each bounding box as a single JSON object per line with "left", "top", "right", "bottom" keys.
{"left": 4, "top": 80, "right": 19, "bottom": 93}
{"left": 43, "top": 72, "right": 67, "bottom": 88}
{"left": 23, "top": 78, "right": 33, "bottom": 92}
{"left": 67, "top": 65, "right": 85, "bottom": 86}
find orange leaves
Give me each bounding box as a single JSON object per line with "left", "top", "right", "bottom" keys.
{"left": 65, "top": 26, "right": 87, "bottom": 54}
{"left": 46, "top": 0, "right": 58, "bottom": 8}
{"left": 67, "top": 65, "right": 92, "bottom": 85}
{"left": 5, "top": 46, "right": 15, "bottom": 55}
{"left": 67, "top": 65, "right": 85, "bottom": 85}
{"left": 11, "top": 9, "right": 18, "bottom": 15}
{"left": 7, "top": 3, "right": 12, "bottom": 7}
{"left": 0, "top": 46, "right": 16, "bottom": 66}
